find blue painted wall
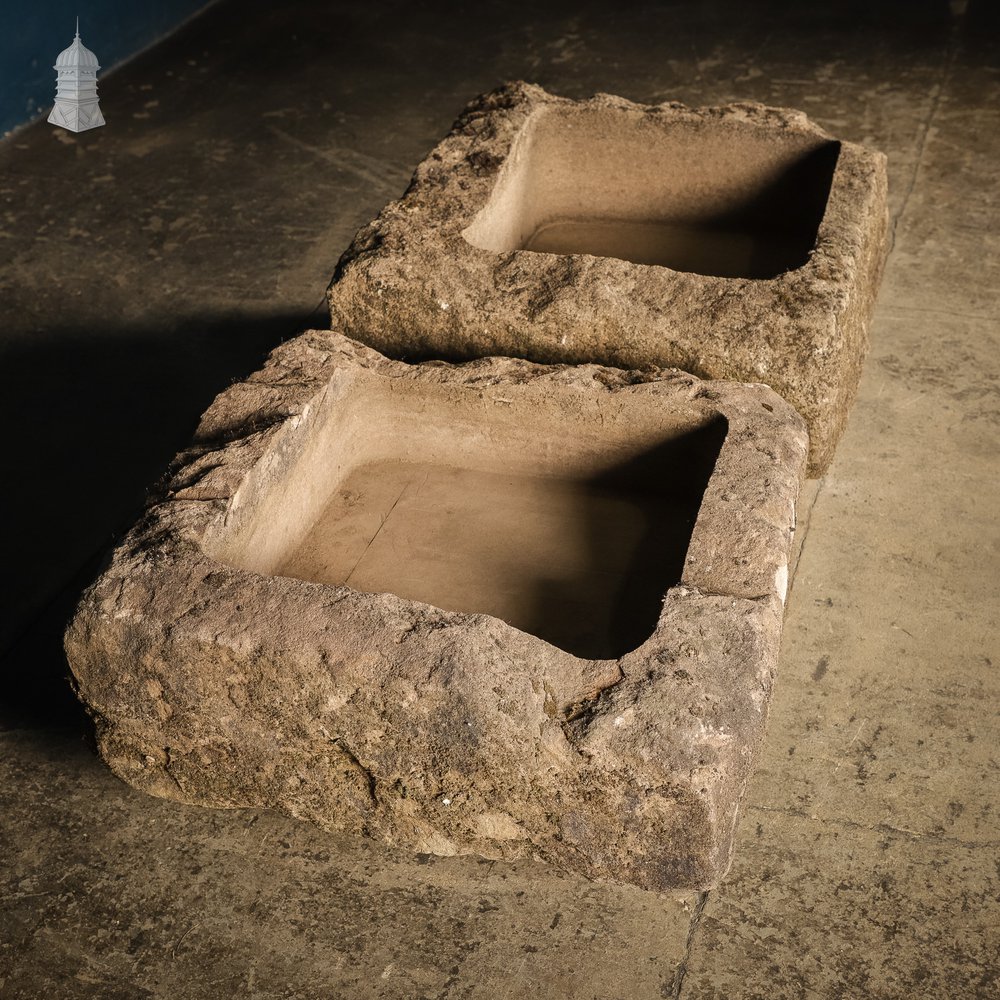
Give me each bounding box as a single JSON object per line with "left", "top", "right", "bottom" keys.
{"left": 1, "top": 1, "right": 214, "bottom": 136}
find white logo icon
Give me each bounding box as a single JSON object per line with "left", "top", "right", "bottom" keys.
{"left": 49, "top": 18, "right": 106, "bottom": 133}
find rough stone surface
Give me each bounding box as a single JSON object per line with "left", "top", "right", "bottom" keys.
{"left": 65, "top": 331, "right": 806, "bottom": 892}
{"left": 326, "top": 82, "right": 889, "bottom": 476}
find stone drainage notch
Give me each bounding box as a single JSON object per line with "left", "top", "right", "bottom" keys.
{"left": 49, "top": 19, "right": 105, "bottom": 133}
{"left": 66, "top": 331, "right": 808, "bottom": 892}
{"left": 326, "top": 82, "right": 889, "bottom": 476}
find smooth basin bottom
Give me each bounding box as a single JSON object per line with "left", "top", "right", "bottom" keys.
{"left": 523, "top": 217, "right": 808, "bottom": 279}
{"left": 278, "top": 459, "right": 697, "bottom": 659}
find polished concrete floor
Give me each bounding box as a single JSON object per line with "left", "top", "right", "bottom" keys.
{"left": 1, "top": 1, "right": 998, "bottom": 997}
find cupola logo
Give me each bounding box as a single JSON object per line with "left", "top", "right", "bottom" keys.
{"left": 48, "top": 17, "right": 106, "bottom": 132}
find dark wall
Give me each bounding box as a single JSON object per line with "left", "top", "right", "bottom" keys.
{"left": 1, "top": 0, "right": 215, "bottom": 136}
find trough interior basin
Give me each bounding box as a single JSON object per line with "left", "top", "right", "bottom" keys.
{"left": 210, "top": 372, "right": 727, "bottom": 659}
{"left": 463, "top": 105, "right": 840, "bottom": 278}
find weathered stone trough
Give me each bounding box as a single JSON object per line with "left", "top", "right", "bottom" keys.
{"left": 327, "top": 82, "right": 888, "bottom": 475}
{"left": 66, "top": 331, "right": 807, "bottom": 891}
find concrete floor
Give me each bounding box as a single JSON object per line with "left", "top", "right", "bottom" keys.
{"left": 1, "top": 0, "right": 997, "bottom": 996}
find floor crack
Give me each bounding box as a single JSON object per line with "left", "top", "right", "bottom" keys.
{"left": 672, "top": 890, "right": 709, "bottom": 999}
{"left": 749, "top": 803, "right": 1000, "bottom": 850}
{"left": 786, "top": 477, "right": 823, "bottom": 599}
{"left": 890, "top": 6, "right": 965, "bottom": 249}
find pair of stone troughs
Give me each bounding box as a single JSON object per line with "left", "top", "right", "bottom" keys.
{"left": 67, "top": 84, "right": 888, "bottom": 892}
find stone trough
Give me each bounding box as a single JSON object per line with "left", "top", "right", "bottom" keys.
{"left": 66, "top": 332, "right": 807, "bottom": 892}
{"left": 327, "top": 82, "right": 889, "bottom": 475}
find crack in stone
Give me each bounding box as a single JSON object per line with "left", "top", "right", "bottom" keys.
{"left": 557, "top": 671, "right": 626, "bottom": 761}
{"left": 331, "top": 737, "right": 379, "bottom": 805}
{"left": 169, "top": 461, "right": 227, "bottom": 495}
{"left": 190, "top": 411, "right": 290, "bottom": 453}
{"left": 162, "top": 746, "right": 185, "bottom": 794}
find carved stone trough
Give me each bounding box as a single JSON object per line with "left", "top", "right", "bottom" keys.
{"left": 66, "top": 331, "right": 807, "bottom": 891}
{"left": 326, "top": 82, "right": 888, "bottom": 475}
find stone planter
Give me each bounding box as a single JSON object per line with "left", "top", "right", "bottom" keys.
{"left": 66, "top": 331, "right": 807, "bottom": 891}
{"left": 326, "top": 82, "right": 888, "bottom": 475}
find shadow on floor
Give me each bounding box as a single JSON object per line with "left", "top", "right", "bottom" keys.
{"left": 0, "top": 307, "right": 322, "bottom": 734}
